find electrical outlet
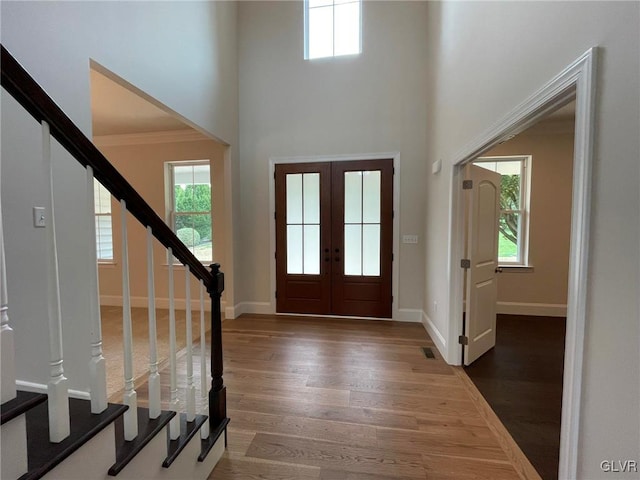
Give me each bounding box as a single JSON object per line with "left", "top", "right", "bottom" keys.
{"left": 33, "top": 207, "right": 46, "bottom": 228}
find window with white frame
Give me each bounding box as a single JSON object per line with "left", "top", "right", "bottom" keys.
{"left": 304, "top": 0, "right": 362, "bottom": 60}
{"left": 474, "top": 155, "right": 531, "bottom": 265}
{"left": 166, "top": 161, "right": 212, "bottom": 263}
{"left": 94, "top": 179, "right": 113, "bottom": 261}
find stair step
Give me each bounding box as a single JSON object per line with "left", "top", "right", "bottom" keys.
{"left": 163, "top": 413, "right": 208, "bottom": 468}
{"left": 1, "top": 391, "right": 47, "bottom": 425}
{"left": 19, "top": 397, "right": 127, "bottom": 480}
{"left": 198, "top": 417, "right": 230, "bottom": 462}
{"left": 108, "top": 407, "right": 175, "bottom": 476}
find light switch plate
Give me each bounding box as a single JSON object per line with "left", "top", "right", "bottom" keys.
{"left": 402, "top": 235, "right": 418, "bottom": 244}
{"left": 33, "top": 207, "right": 46, "bottom": 228}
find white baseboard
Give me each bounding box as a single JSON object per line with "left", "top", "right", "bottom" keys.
{"left": 421, "top": 311, "right": 447, "bottom": 358}
{"left": 395, "top": 309, "right": 423, "bottom": 323}
{"left": 497, "top": 301, "right": 567, "bottom": 317}
{"left": 15, "top": 380, "right": 91, "bottom": 400}
{"left": 228, "top": 302, "right": 273, "bottom": 318}
{"left": 100, "top": 295, "right": 227, "bottom": 314}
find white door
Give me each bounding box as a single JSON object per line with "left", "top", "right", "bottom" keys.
{"left": 464, "top": 164, "right": 501, "bottom": 365}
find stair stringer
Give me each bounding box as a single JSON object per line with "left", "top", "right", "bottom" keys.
{"left": 39, "top": 424, "right": 116, "bottom": 480}
{"left": 1, "top": 414, "right": 28, "bottom": 479}
{"left": 115, "top": 423, "right": 226, "bottom": 480}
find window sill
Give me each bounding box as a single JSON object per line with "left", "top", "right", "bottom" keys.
{"left": 97, "top": 261, "right": 117, "bottom": 268}
{"left": 499, "top": 265, "right": 534, "bottom": 273}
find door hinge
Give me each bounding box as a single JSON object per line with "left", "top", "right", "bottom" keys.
{"left": 274, "top": 211, "right": 277, "bottom": 220}
{"left": 392, "top": 210, "right": 395, "bottom": 219}
{"left": 275, "top": 291, "right": 278, "bottom": 299}
{"left": 393, "top": 167, "right": 395, "bottom": 175}
{"left": 392, "top": 253, "right": 394, "bottom": 261}
{"left": 458, "top": 335, "right": 468, "bottom": 345}
{"left": 462, "top": 180, "right": 473, "bottom": 190}
{"left": 274, "top": 171, "right": 276, "bottom": 179}
{"left": 460, "top": 259, "right": 471, "bottom": 269}
{"left": 274, "top": 251, "right": 277, "bottom": 259}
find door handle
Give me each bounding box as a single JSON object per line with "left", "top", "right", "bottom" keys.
{"left": 495, "top": 267, "right": 503, "bottom": 273}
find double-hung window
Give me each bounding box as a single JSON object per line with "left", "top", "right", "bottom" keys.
{"left": 166, "top": 161, "right": 212, "bottom": 263}
{"left": 304, "top": 0, "right": 362, "bottom": 60}
{"left": 94, "top": 179, "right": 113, "bottom": 261}
{"left": 475, "top": 155, "right": 531, "bottom": 266}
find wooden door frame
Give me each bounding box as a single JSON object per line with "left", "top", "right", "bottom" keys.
{"left": 446, "top": 48, "right": 597, "bottom": 479}
{"left": 268, "top": 152, "right": 401, "bottom": 320}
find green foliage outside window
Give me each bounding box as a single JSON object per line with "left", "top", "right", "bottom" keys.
{"left": 174, "top": 184, "right": 212, "bottom": 241}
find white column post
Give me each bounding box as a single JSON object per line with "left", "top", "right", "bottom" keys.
{"left": 146, "top": 227, "right": 161, "bottom": 419}
{"left": 121, "top": 200, "right": 138, "bottom": 441}
{"left": 199, "top": 281, "right": 209, "bottom": 439}
{"left": 0, "top": 185, "right": 16, "bottom": 403}
{"left": 185, "top": 267, "right": 196, "bottom": 422}
{"left": 42, "top": 121, "right": 70, "bottom": 443}
{"left": 168, "top": 249, "right": 180, "bottom": 440}
{"left": 86, "top": 167, "right": 107, "bottom": 414}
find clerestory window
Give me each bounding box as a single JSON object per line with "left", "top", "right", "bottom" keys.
{"left": 304, "top": 0, "right": 362, "bottom": 60}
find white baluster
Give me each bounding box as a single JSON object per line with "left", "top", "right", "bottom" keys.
{"left": 168, "top": 249, "right": 180, "bottom": 440}
{"left": 86, "top": 167, "right": 107, "bottom": 414}
{"left": 185, "top": 267, "right": 196, "bottom": 422}
{"left": 121, "top": 200, "right": 138, "bottom": 440}
{"left": 146, "top": 227, "right": 161, "bottom": 419}
{"left": 42, "top": 121, "right": 70, "bottom": 442}
{"left": 199, "top": 281, "right": 209, "bottom": 439}
{"left": 0, "top": 191, "right": 17, "bottom": 403}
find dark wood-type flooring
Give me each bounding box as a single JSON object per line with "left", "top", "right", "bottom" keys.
{"left": 464, "top": 314, "right": 566, "bottom": 480}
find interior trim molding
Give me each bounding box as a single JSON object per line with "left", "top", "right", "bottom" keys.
{"left": 497, "top": 302, "right": 567, "bottom": 317}
{"left": 446, "top": 47, "right": 598, "bottom": 480}
{"left": 93, "top": 129, "right": 210, "bottom": 147}
{"left": 99, "top": 294, "right": 223, "bottom": 313}
{"left": 421, "top": 311, "right": 446, "bottom": 358}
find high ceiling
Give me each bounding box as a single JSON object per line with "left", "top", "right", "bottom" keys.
{"left": 90, "top": 69, "right": 190, "bottom": 137}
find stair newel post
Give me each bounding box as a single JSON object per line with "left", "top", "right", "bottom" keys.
{"left": 86, "top": 167, "right": 107, "bottom": 414}
{"left": 199, "top": 280, "right": 209, "bottom": 439}
{"left": 168, "top": 248, "right": 180, "bottom": 440}
{"left": 121, "top": 199, "right": 138, "bottom": 440}
{"left": 146, "top": 227, "right": 161, "bottom": 419}
{"left": 185, "top": 266, "right": 196, "bottom": 422}
{"left": 207, "top": 263, "right": 226, "bottom": 431}
{"left": 42, "top": 121, "right": 70, "bottom": 442}
{"left": 0, "top": 192, "right": 17, "bottom": 404}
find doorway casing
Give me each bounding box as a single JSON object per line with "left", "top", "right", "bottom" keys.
{"left": 267, "top": 152, "right": 408, "bottom": 321}
{"left": 446, "top": 48, "right": 597, "bottom": 479}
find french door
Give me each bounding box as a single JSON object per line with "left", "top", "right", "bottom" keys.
{"left": 275, "top": 159, "right": 393, "bottom": 318}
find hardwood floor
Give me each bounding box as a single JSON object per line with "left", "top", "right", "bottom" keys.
{"left": 464, "top": 315, "right": 566, "bottom": 480}
{"left": 205, "top": 314, "right": 537, "bottom": 479}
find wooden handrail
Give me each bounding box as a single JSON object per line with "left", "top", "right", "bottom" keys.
{"left": 0, "top": 44, "right": 212, "bottom": 288}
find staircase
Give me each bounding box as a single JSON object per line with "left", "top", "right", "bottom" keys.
{"left": 0, "top": 45, "right": 229, "bottom": 479}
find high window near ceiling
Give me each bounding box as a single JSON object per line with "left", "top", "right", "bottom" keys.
{"left": 475, "top": 155, "right": 532, "bottom": 266}
{"left": 304, "top": 0, "right": 362, "bottom": 60}
{"left": 166, "top": 161, "right": 213, "bottom": 263}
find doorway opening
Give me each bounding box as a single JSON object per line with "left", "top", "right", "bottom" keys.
{"left": 446, "top": 48, "right": 597, "bottom": 480}
{"left": 462, "top": 100, "right": 575, "bottom": 479}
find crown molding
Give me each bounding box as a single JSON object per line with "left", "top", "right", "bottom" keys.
{"left": 93, "top": 129, "right": 210, "bottom": 147}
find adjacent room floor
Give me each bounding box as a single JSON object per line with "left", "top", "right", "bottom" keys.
{"left": 464, "top": 314, "right": 566, "bottom": 480}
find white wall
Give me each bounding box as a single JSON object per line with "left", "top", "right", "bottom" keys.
{"left": 423, "top": 2, "right": 639, "bottom": 478}
{"left": 1, "top": 1, "right": 238, "bottom": 392}
{"left": 237, "top": 1, "right": 428, "bottom": 312}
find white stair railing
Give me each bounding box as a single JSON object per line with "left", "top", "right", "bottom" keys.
{"left": 86, "top": 167, "right": 107, "bottom": 414}
{"left": 146, "top": 227, "right": 161, "bottom": 419}
{"left": 121, "top": 200, "right": 138, "bottom": 440}
{"left": 42, "top": 121, "right": 70, "bottom": 443}
{"left": 199, "top": 280, "right": 209, "bottom": 439}
{"left": 168, "top": 249, "right": 180, "bottom": 440}
{"left": 0, "top": 167, "right": 16, "bottom": 404}
{"left": 185, "top": 267, "right": 196, "bottom": 422}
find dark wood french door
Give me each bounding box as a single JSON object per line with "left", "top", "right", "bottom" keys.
{"left": 275, "top": 159, "right": 393, "bottom": 318}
